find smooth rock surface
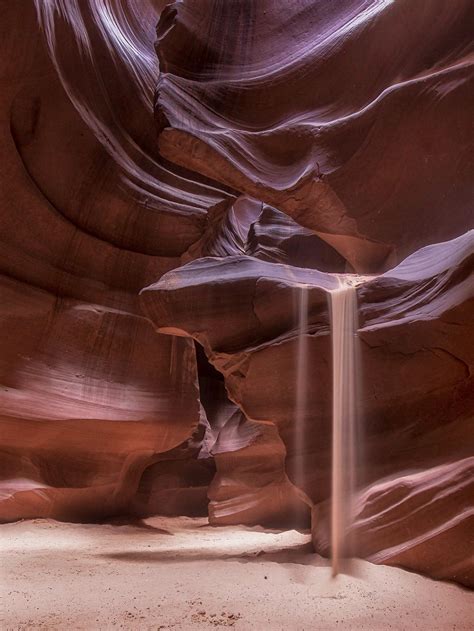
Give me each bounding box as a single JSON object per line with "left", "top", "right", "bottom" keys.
{"left": 141, "top": 232, "right": 474, "bottom": 584}
{"left": 0, "top": 0, "right": 229, "bottom": 523}
{"left": 0, "top": 0, "right": 472, "bottom": 593}
{"left": 155, "top": 0, "right": 474, "bottom": 272}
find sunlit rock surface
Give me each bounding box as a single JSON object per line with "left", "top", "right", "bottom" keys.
{"left": 155, "top": 0, "right": 474, "bottom": 272}
{"left": 312, "top": 458, "right": 474, "bottom": 588}
{"left": 0, "top": 0, "right": 472, "bottom": 587}
{"left": 141, "top": 232, "right": 474, "bottom": 585}
{"left": 0, "top": 0, "right": 228, "bottom": 523}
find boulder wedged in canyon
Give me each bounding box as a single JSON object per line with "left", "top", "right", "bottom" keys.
{"left": 155, "top": 0, "right": 474, "bottom": 272}
{"left": 141, "top": 231, "right": 474, "bottom": 582}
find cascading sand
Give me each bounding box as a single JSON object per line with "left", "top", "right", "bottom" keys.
{"left": 294, "top": 285, "right": 309, "bottom": 494}
{"left": 329, "top": 278, "right": 359, "bottom": 576}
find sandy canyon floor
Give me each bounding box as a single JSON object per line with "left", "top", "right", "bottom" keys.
{"left": 1, "top": 516, "right": 472, "bottom": 630}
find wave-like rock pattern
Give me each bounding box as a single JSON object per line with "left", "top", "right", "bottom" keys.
{"left": 141, "top": 232, "right": 474, "bottom": 584}
{"left": 0, "top": 0, "right": 232, "bottom": 523}
{"left": 313, "top": 459, "right": 474, "bottom": 588}
{"left": 155, "top": 0, "right": 474, "bottom": 271}
{"left": 0, "top": 0, "right": 472, "bottom": 588}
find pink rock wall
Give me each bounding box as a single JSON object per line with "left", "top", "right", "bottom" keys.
{"left": 0, "top": 0, "right": 225, "bottom": 522}
{"left": 0, "top": 0, "right": 472, "bottom": 587}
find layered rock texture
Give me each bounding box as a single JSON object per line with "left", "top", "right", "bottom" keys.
{"left": 155, "top": 0, "right": 473, "bottom": 272}
{"left": 0, "top": 0, "right": 224, "bottom": 523}
{"left": 142, "top": 230, "right": 474, "bottom": 586}
{"left": 1, "top": 0, "right": 473, "bottom": 587}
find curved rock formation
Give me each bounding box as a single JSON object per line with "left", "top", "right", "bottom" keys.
{"left": 0, "top": 0, "right": 472, "bottom": 588}
{"left": 141, "top": 231, "right": 474, "bottom": 584}
{"left": 155, "top": 0, "right": 473, "bottom": 272}
{"left": 312, "top": 458, "right": 474, "bottom": 588}
{"left": 0, "top": 0, "right": 229, "bottom": 523}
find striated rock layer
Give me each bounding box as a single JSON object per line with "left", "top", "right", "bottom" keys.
{"left": 141, "top": 231, "right": 474, "bottom": 585}
{"left": 312, "top": 458, "right": 474, "bottom": 587}
{"left": 0, "top": 0, "right": 229, "bottom": 523}
{"left": 0, "top": 0, "right": 473, "bottom": 588}
{"left": 155, "top": 0, "right": 474, "bottom": 272}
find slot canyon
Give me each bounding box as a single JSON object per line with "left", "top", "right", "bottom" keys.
{"left": 1, "top": 1, "right": 473, "bottom": 629}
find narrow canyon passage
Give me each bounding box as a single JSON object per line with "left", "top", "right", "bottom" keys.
{"left": 1, "top": 0, "right": 473, "bottom": 629}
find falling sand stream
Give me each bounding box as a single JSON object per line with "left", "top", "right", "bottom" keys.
{"left": 294, "top": 285, "right": 309, "bottom": 493}
{"left": 329, "top": 278, "right": 359, "bottom": 576}
{"left": 295, "top": 277, "right": 362, "bottom": 575}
